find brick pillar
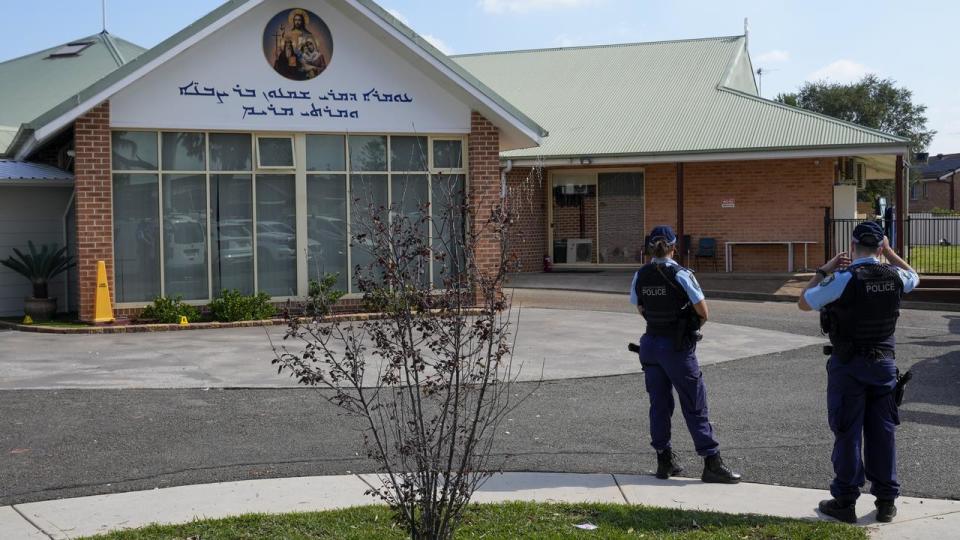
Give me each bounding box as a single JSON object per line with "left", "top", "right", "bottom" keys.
{"left": 467, "top": 112, "right": 502, "bottom": 294}
{"left": 74, "top": 101, "right": 114, "bottom": 322}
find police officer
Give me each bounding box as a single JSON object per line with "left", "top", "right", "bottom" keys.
{"left": 799, "top": 221, "right": 919, "bottom": 524}
{"left": 630, "top": 225, "right": 742, "bottom": 484}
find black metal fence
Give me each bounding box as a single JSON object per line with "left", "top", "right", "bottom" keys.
{"left": 825, "top": 215, "right": 960, "bottom": 274}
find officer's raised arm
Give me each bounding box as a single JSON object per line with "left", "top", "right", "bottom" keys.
{"left": 881, "top": 236, "right": 920, "bottom": 292}
{"left": 799, "top": 251, "right": 851, "bottom": 311}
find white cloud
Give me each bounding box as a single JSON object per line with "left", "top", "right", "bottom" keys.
{"left": 423, "top": 34, "right": 454, "bottom": 55}
{"left": 479, "top": 0, "right": 599, "bottom": 14}
{"left": 755, "top": 49, "right": 789, "bottom": 64}
{"left": 553, "top": 33, "right": 588, "bottom": 47}
{"left": 385, "top": 8, "right": 454, "bottom": 55}
{"left": 809, "top": 59, "right": 872, "bottom": 83}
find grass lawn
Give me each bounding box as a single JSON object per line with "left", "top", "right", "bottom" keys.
{"left": 910, "top": 245, "right": 960, "bottom": 274}
{"left": 80, "top": 502, "right": 865, "bottom": 540}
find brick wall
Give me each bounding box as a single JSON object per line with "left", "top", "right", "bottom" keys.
{"left": 682, "top": 158, "right": 834, "bottom": 272}
{"left": 911, "top": 178, "right": 957, "bottom": 212}
{"left": 74, "top": 102, "right": 114, "bottom": 321}
{"left": 467, "top": 112, "right": 503, "bottom": 285}
{"left": 505, "top": 166, "right": 547, "bottom": 271}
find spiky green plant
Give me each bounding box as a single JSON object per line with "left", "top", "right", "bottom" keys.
{"left": 0, "top": 241, "right": 75, "bottom": 299}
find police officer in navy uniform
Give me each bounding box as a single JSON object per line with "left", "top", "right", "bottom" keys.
{"left": 630, "top": 225, "right": 742, "bottom": 484}
{"left": 799, "top": 221, "right": 919, "bottom": 524}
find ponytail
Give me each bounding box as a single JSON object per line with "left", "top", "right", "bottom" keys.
{"left": 652, "top": 239, "right": 673, "bottom": 259}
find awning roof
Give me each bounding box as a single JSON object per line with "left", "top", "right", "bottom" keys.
{"left": 0, "top": 159, "right": 73, "bottom": 185}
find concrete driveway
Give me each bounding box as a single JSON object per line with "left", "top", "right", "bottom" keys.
{"left": 0, "top": 307, "right": 823, "bottom": 390}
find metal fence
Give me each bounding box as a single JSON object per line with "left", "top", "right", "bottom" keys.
{"left": 825, "top": 215, "right": 960, "bottom": 274}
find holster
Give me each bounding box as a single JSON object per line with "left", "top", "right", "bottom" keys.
{"left": 894, "top": 369, "right": 913, "bottom": 407}
{"left": 673, "top": 309, "right": 703, "bottom": 351}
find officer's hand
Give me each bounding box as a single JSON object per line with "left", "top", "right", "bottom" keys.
{"left": 881, "top": 236, "right": 892, "bottom": 253}
{"left": 821, "top": 252, "right": 851, "bottom": 273}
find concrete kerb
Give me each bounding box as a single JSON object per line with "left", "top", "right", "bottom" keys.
{"left": 4, "top": 472, "right": 959, "bottom": 539}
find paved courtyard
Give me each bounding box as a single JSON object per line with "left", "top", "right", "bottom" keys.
{"left": 1, "top": 290, "right": 958, "bottom": 506}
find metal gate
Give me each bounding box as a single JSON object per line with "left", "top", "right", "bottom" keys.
{"left": 824, "top": 215, "right": 960, "bottom": 275}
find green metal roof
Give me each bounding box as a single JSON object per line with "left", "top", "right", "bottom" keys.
{"left": 454, "top": 36, "right": 909, "bottom": 160}
{"left": 5, "top": 0, "right": 545, "bottom": 158}
{"left": 0, "top": 32, "right": 145, "bottom": 155}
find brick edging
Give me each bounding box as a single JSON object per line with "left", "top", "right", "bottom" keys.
{"left": 0, "top": 309, "right": 488, "bottom": 334}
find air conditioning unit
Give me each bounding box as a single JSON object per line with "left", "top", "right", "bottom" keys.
{"left": 566, "top": 239, "right": 593, "bottom": 263}
{"left": 560, "top": 184, "right": 590, "bottom": 195}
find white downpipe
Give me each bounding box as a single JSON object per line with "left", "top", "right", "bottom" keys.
{"left": 500, "top": 159, "right": 513, "bottom": 198}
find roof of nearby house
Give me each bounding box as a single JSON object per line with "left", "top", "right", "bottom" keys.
{"left": 2, "top": 0, "right": 546, "bottom": 159}
{"left": 454, "top": 36, "right": 910, "bottom": 160}
{"left": 917, "top": 153, "right": 960, "bottom": 179}
{"left": 0, "top": 159, "right": 73, "bottom": 184}
{"left": 0, "top": 31, "right": 146, "bottom": 155}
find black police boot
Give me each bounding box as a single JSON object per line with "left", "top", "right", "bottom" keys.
{"left": 818, "top": 498, "right": 857, "bottom": 524}
{"left": 875, "top": 499, "right": 897, "bottom": 523}
{"left": 655, "top": 450, "right": 683, "bottom": 479}
{"left": 701, "top": 453, "right": 741, "bottom": 484}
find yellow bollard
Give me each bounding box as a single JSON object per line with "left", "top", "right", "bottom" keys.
{"left": 179, "top": 315, "right": 189, "bottom": 326}
{"left": 93, "top": 260, "right": 115, "bottom": 323}
{"left": 22, "top": 315, "right": 34, "bottom": 325}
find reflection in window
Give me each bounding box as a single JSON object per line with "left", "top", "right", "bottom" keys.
{"left": 433, "top": 140, "right": 463, "bottom": 169}
{"left": 112, "top": 131, "right": 157, "bottom": 171}
{"left": 256, "top": 174, "right": 297, "bottom": 296}
{"left": 162, "top": 174, "right": 208, "bottom": 300}
{"left": 162, "top": 132, "right": 205, "bottom": 171}
{"left": 307, "top": 175, "right": 348, "bottom": 291}
{"left": 349, "top": 135, "right": 387, "bottom": 172}
{"left": 306, "top": 135, "right": 345, "bottom": 171}
{"left": 211, "top": 174, "right": 254, "bottom": 294}
{"left": 209, "top": 133, "right": 252, "bottom": 171}
{"left": 432, "top": 174, "right": 466, "bottom": 288}
{"left": 392, "top": 174, "right": 430, "bottom": 286}
{"left": 350, "top": 174, "right": 388, "bottom": 289}
{"left": 113, "top": 174, "right": 160, "bottom": 302}
{"left": 257, "top": 137, "right": 294, "bottom": 168}
{"left": 390, "top": 136, "right": 428, "bottom": 172}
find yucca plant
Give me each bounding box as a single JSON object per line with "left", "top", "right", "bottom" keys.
{"left": 1, "top": 241, "right": 76, "bottom": 299}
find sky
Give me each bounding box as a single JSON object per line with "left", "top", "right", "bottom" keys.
{"left": 1, "top": 0, "right": 957, "bottom": 154}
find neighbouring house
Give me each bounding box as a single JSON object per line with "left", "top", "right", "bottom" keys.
{"left": 910, "top": 153, "right": 960, "bottom": 212}
{"left": 0, "top": 0, "right": 911, "bottom": 320}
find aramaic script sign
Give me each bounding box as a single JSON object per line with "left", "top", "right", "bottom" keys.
{"left": 177, "top": 81, "right": 414, "bottom": 120}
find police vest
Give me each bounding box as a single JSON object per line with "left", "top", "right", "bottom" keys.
{"left": 635, "top": 263, "right": 689, "bottom": 336}
{"left": 824, "top": 263, "right": 903, "bottom": 350}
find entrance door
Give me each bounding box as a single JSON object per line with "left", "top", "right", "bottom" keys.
{"left": 550, "top": 173, "right": 597, "bottom": 264}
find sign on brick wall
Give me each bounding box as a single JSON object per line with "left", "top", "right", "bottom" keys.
{"left": 721, "top": 198, "right": 735, "bottom": 208}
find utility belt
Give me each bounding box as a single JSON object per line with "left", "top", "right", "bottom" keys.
{"left": 822, "top": 342, "right": 894, "bottom": 362}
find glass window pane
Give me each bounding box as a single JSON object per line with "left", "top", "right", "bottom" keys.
{"left": 432, "top": 174, "right": 466, "bottom": 288}
{"left": 209, "top": 133, "right": 252, "bottom": 171}
{"left": 162, "top": 174, "right": 208, "bottom": 300}
{"left": 390, "top": 136, "right": 428, "bottom": 172}
{"left": 211, "top": 174, "right": 254, "bottom": 295}
{"left": 113, "top": 174, "right": 160, "bottom": 302}
{"left": 256, "top": 174, "right": 297, "bottom": 296}
{"left": 112, "top": 131, "right": 157, "bottom": 171}
{"left": 306, "top": 135, "right": 346, "bottom": 171}
{"left": 257, "top": 137, "right": 294, "bottom": 168}
{"left": 598, "top": 172, "right": 645, "bottom": 264}
{"left": 392, "top": 174, "right": 430, "bottom": 287}
{"left": 433, "top": 140, "right": 463, "bottom": 169}
{"left": 349, "top": 174, "right": 388, "bottom": 291}
{"left": 307, "top": 174, "right": 348, "bottom": 292}
{"left": 349, "top": 135, "right": 386, "bottom": 172}
{"left": 161, "top": 132, "right": 205, "bottom": 171}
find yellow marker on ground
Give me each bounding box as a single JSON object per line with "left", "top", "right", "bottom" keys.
{"left": 93, "top": 260, "right": 115, "bottom": 323}
{"left": 179, "top": 315, "right": 189, "bottom": 326}
{"left": 22, "top": 315, "right": 33, "bottom": 325}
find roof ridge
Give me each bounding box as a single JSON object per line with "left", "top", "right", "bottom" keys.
{"left": 99, "top": 31, "right": 126, "bottom": 66}
{"left": 718, "top": 86, "right": 911, "bottom": 143}
{"left": 451, "top": 34, "right": 744, "bottom": 59}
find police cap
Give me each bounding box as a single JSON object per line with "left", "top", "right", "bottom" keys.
{"left": 647, "top": 225, "right": 677, "bottom": 246}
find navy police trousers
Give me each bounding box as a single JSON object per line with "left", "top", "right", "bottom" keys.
{"left": 639, "top": 334, "right": 720, "bottom": 456}
{"left": 826, "top": 352, "right": 900, "bottom": 501}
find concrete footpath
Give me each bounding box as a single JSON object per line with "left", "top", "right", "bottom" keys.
{"left": 2, "top": 473, "right": 957, "bottom": 539}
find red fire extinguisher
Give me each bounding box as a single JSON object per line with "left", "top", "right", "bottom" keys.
{"left": 543, "top": 254, "right": 553, "bottom": 272}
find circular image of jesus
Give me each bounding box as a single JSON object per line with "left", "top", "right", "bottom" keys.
{"left": 263, "top": 8, "right": 333, "bottom": 81}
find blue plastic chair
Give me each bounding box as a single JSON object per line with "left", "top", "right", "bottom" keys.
{"left": 693, "top": 237, "right": 718, "bottom": 272}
